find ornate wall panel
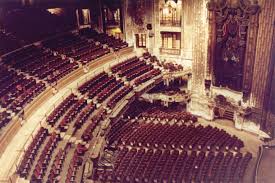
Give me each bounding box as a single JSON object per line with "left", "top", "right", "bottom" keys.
{"left": 250, "top": 0, "right": 275, "bottom": 109}
{"left": 207, "top": 0, "right": 259, "bottom": 92}
{"left": 263, "top": 20, "right": 275, "bottom": 135}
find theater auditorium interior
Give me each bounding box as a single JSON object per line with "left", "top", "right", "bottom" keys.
{"left": 0, "top": 0, "right": 274, "bottom": 182}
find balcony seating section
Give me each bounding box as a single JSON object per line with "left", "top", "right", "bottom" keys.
{"left": 125, "top": 64, "right": 154, "bottom": 81}
{"left": 42, "top": 33, "right": 111, "bottom": 65}
{"left": 141, "top": 107, "right": 198, "bottom": 123}
{"left": 115, "top": 60, "right": 147, "bottom": 77}
{"left": 85, "top": 75, "right": 116, "bottom": 99}
{"left": 3, "top": 46, "right": 78, "bottom": 83}
{"left": 107, "top": 86, "right": 133, "bottom": 109}
{"left": 111, "top": 56, "right": 160, "bottom": 82}
{"left": 96, "top": 146, "right": 252, "bottom": 183}
{"left": 46, "top": 94, "right": 78, "bottom": 126}
{"left": 81, "top": 108, "right": 107, "bottom": 142}
{"left": 79, "top": 28, "right": 128, "bottom": 51}
{"left": 0, "top": 30, "right": 21, "bottom": 56}
{"left": 134, "top": 68, "right": 162, "bottom": 86}
{"left": 79, "top": 73, "right": 124, "bottom": 103}
{"left": 31, "top": 133, "right": 61, "bottom": 182}
{"left": 0, "top": 66, "right": 46, "bottom": 129}
{"left": 8, "top": 82, "right": 45, "bottom": 113}
{"left": 111, "top": 56, "right": 138, "bottom": 73}
{"left": 65, "top": 144, "right": 87, "bottom": 183}
{"left": 96, "top": 78, "right": 124, "bottom": 103}
{"left": 42, "top": 33, "right": 84, "bottom": 55}
{"left": 17, "top": 128, "right": 49, "bottom": 178}
{"left": 78, "top": 72, "right": 109, "bottom": 94}
{"left": 58, "top": 98, "right": 87, "bottom": 132}
{"left": 76, "top": 46, "right": 110, "bottom": 65}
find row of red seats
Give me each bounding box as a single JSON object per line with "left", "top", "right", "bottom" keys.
{"left": 80, "top": 48, "right": 110, "bottom": 65}
{"left": 134, "top": 69, "right": 161, "bottom": 86}
{"left": 78, "top": 72, "right": 108, "bottom": 94}
{"left": 110, "top": 121, "right": 244, "bottom": 151}
{"left": 58, "top": 98, "right": 87, "bottom": 132}
{"left": 116, "top": 60, "right": 146, "bottom": 77}
{"left": 111, "top": 56, "right": 138, "bottom": 73}
{"left": 0, "top": 69, "right": 36, "bottom": 108}
{"left": 71, "top": 43, "right": 102, "bottom": 60}
{"left": 107, "top": 86, "right": 133, "bottom": 109}
{"left": 73, "top": 103, "right": 96, "bottom": 130}
{"left": 47, "top": 94, "right": 77, "bottom": 126}
{"left": 65, "top": 144, "right": 88, "bottom": 183}
{"left": 81, "top": 108, "right": 106, "bottom": 142}
{"left": 42, "top": 33, "right": 84, "bottom": 54}
{"left": 107, "top": 119, "right": 138, "bottom": 145}
{"left": 85, "top": 75, "right": 120, "bottom": 101}
{"left": 97, "top": 79, "right": 124, "bottom": 103}
{"left": 86, "top": 75, "right": 116, "bottom": 99}
{"left": 141, "top": 107, "right": 198, "bottom": 122}
{"left": 9, "top": 82, "right": 46, "bottom": 113}
{"left": 79, "top": 28, "right": 128, "bottom": 51}
{"left": 47, "top": 147, "right": 67, "bottom": 183}
{"left": 95, "top": 147, "right": 252, "bottom": 183}
{"left": 125, "top": 64, "right": 154, "bottom": 81}
{"left": 17, "top": 128, "right": 49, "bottom": 178}
{"left": 31, "top": 133, "right": 61, "bottom": 182}
{"left": 3, "top": 46, "right": 79, "bottom": 84}
{"left": 42, "top": 32, "right": 111, "bottom": 65}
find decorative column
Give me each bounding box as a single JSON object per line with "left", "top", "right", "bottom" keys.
{"left": 188, "top": 0, "right": 213, "bottom": 120}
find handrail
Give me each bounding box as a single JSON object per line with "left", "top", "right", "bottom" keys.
{"left": 254, "top": 146, "right": 263, "bottom": 183}
{"left": 5, "top": 89, "right": 73, "bottom": 182}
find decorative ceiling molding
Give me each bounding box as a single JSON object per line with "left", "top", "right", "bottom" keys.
{"left": 207, "top": 0, "right": 260, "bottom": 15}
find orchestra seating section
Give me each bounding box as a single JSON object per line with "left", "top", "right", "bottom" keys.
{"left": 80, "top": 28, "right": 128, "bottom": 51}
{"left": 2, "top": 45, "right": 79, "bottom": 83}
{"left": 94, "top": 106, "right": 251, "bottom": 183}
{"left": 95, "top": 146, "right": 252, "bottom": 183}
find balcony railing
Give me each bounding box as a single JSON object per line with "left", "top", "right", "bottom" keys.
{"left": 160, "top": 48, "right": 181, "bottom": 55}
{"left": 160, "top": 20, "right": 181, "bottom": 27}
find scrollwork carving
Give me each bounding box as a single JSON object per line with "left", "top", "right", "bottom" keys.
{"left": 207, "top": 0, "right": 259, "bottom": 92}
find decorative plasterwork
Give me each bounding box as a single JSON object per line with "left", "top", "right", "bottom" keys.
{"left": 206, "top": 0, "right": 260, "bottom": 95}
